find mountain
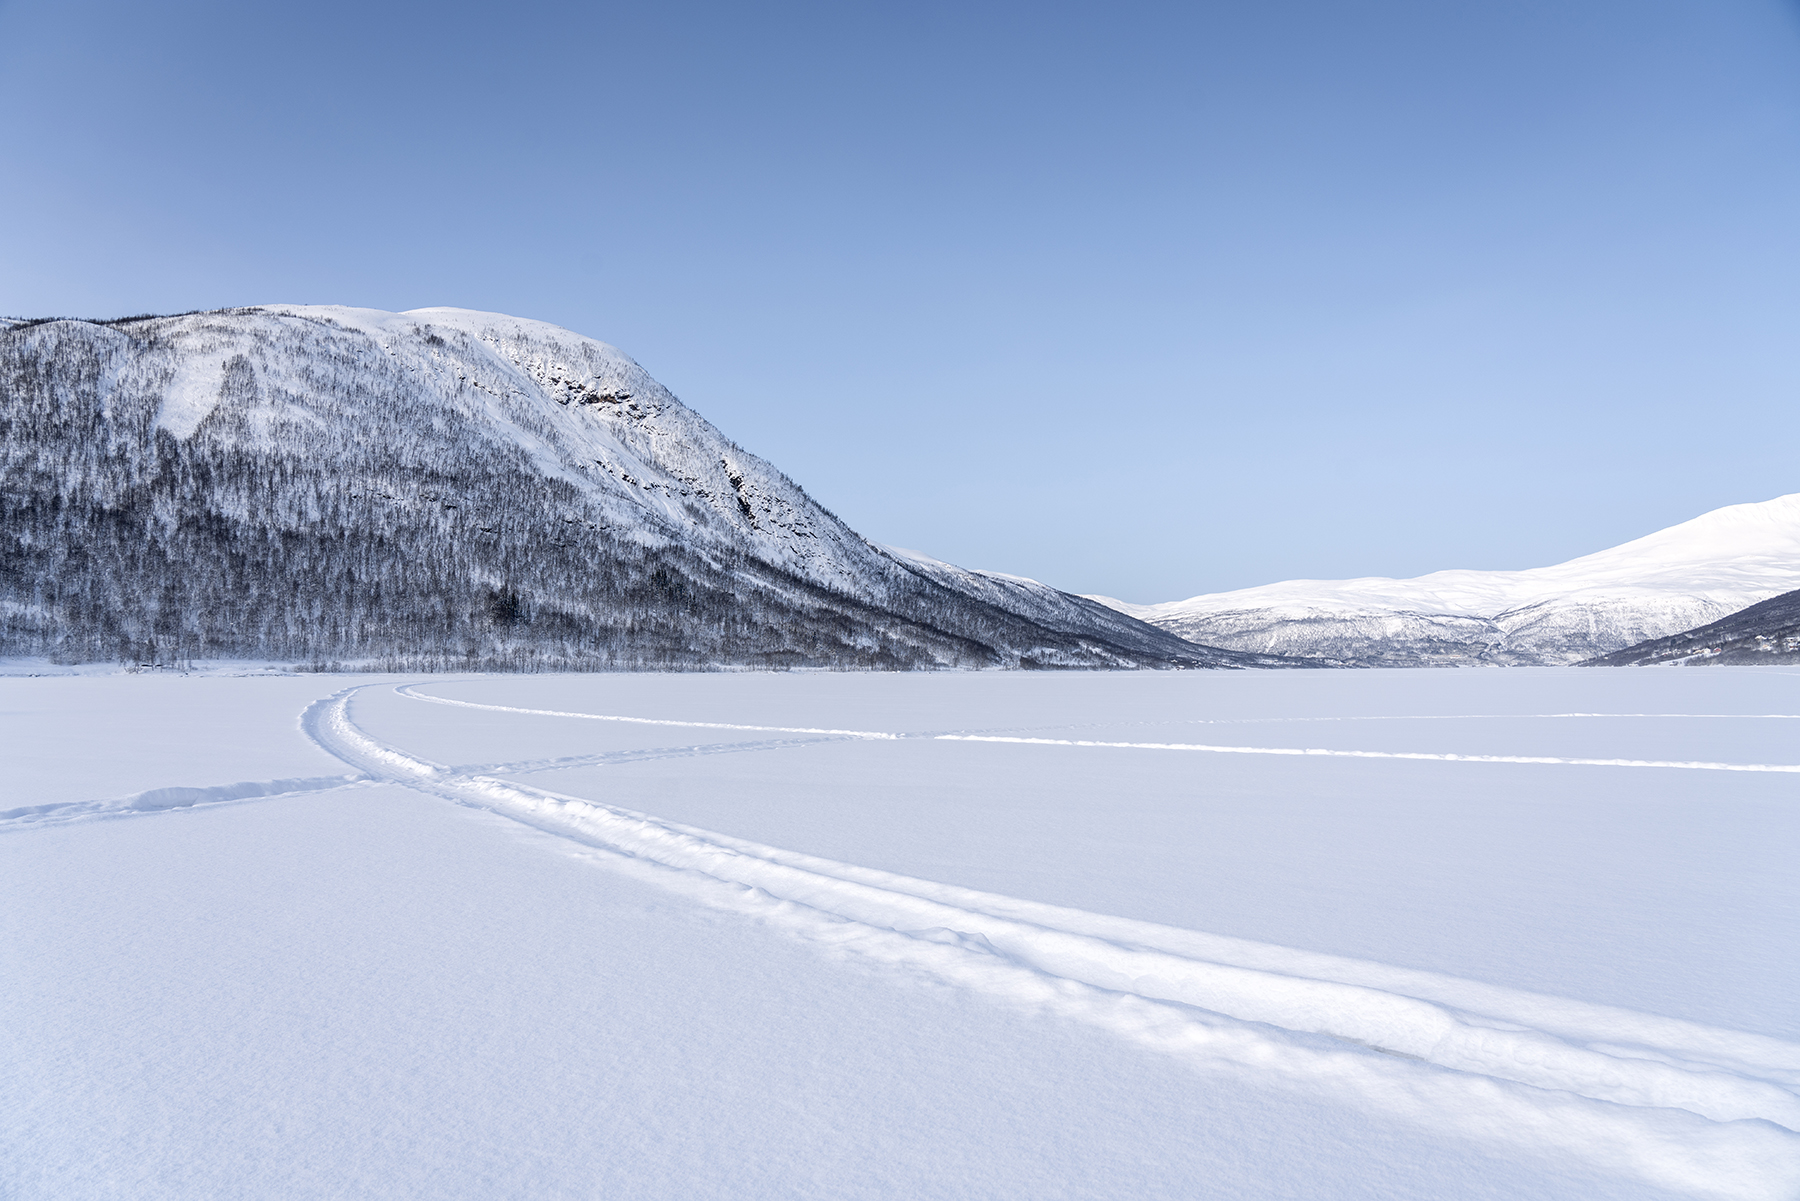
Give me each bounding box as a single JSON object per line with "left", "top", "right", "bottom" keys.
{"left": 1088, "top": 494, "right": 1800, "bottom": 667}
{"left": 0, "top": 305, "right": 1285, "bottom": 671}
{"left": 1582, "top": 588, "right": 1800, "bottom": 666}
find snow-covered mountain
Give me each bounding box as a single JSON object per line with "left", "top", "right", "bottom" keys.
{"left": 0, "top": 305, "right": 1270, "bottom": 670}
{"left": 1584, "top": 587, "right": 1800, "bottom": 666}
{"left": 1090, "top": 494, "right": 1800, "bottom": 666}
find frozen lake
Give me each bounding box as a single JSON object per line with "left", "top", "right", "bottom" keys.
{"left": 4, "top": 666, "right": 1797, "bottom": 1199}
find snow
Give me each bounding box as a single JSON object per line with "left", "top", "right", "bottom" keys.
{"left": 154, "top": 346, "right": 239, "bottom": 439}
{"left": 4, "top": 668, "right": 1798, "bottom": 1198}
{"left": 878, "top": 543, "right": 1045, "bottom": 587}
{"left": 13, "top": 304, "right": 1188, "bottom": 667}
{"left": 1092, "top": 493, "right": 1800, "bottom": 663}
{"left": 131, "top": 302, "right": 900, "bottom": 593}
{"left": 1120, "top": 494, "right": 1800, "bottom": 619}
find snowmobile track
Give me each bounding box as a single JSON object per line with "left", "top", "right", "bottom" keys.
{"left": 295, "top": 683, "right": 1800, "bottom": 1200}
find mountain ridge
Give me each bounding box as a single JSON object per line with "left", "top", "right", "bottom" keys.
{"left": 1582, "top": 587, "right": 1800, "bottom": 666}
{"left": 1088, "top": 494, "right": 1800, "bottom": 666}
{"left": 0, "top": 304, "right": 1297, "bottom": 671}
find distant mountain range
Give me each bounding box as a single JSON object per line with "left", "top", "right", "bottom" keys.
{"left": 1089, "top": 495, "right": 1800, "bottom": 667}
{"left": 6, "top": 305, "right": 1791, "bottom": 672}
{"left": 0, "top": 306, "right": 1296, "bottom": 670}
{"left": 1584, "top": 588, "right": 1800, "bottom": 666}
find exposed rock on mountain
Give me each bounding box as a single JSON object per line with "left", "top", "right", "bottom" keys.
{"left": 1089, "top": 494, "right": 1800, "bottom": 667}
{"left": 1582, "top": 588, "right": 1800, "bottom": 666}
{"left": 0, "top": 305, "right": 1276, "bottom": 670}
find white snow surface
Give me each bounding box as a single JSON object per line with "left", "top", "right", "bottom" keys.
{"left": 1092, "top": 493, "right": 1800, "bottom": 664}
{"left": 4, "top": 668, "right": 1798, "bottom": 1199}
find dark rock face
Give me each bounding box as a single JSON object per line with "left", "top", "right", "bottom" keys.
{"left": 0, "top": 305, "right": 1289, "bottom": 671}
{"left": 1582, "top": 589, "right": 1800, "bottom": 666}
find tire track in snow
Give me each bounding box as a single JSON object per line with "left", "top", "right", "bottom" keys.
{"left": 448, "top": 736, "right": 845, "bottom": 779}
{"left": 309, "top": 684, "right": 1800, "bottom": 1199}
{"left": 0, "top": 774, "right": 368, "bottom": 829}
{"left": 400, "top": 686, "right": 1800, "bottom": 772}
{"left": 395, "top": 684, "right": 898, "bottom": 738}
{"left": 1179, "top": 713, "right": 1800, "bottom": 723}
{"left": 936, "top": 735, "right": 1800, "bottom": 772}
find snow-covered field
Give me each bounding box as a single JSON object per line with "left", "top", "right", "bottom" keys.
{"left": 4, "top": 667, "right": 1798, "bottom": 1200}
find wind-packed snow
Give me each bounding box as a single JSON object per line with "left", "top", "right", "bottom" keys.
{"left": 1092, "top": 493, "right": 1800, "bottom": 665}
{"left": 3, "top": 668, "right": 1796, "bottom": 1199}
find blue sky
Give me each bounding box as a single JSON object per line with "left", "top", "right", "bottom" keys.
{"left": 3, "top": 0, "right": 1797, "bottom": 601}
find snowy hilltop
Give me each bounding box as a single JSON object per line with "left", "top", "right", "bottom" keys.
{"left": 1586, "top": 586, "right": 1800, "bottom": 666}
{"left": 0, "top": 305, "right": 1284, "bottom": 670}
{"left": 1089, "top": 494, "right": 1800, "bottom": 666}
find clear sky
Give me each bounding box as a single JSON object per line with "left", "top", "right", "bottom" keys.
{"left": 3, "top": 0, "right": 1797, "bottom": 602}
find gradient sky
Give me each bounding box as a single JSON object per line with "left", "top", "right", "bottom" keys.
{"left": 3, "top": 0, "right": 1797, "bottom": 602}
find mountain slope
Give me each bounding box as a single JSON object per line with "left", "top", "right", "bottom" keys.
{"left": 1089, "top": 494, "right": 1800, "bottom": 666}
{"left": 1582, "top": 588, "right": 1800, "bottom": 666}
{"left": 878, "top": 544, "right": 1313, "bottom": 669}
{"left": 0, "top": 305, "right": 1272, "bottom": 670}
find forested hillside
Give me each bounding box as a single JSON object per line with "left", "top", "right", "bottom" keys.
{"left": 1583, "top": 588, "right": 1800, "bottom": 666}
{"left": 0, "top": 306, "right": 1269, "bottom": 670}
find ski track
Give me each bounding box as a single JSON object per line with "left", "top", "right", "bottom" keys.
{"left": 13, "top": 681, "right": 1792, "bottom": 1193}
{"left": 453, "top": 736, "right": 845, "bottom": 779}
{"left": 1171, "top": 712, "right": 1800, "bottom": 724}
{"left": 0, "top": 774, "right": 367, "bottom": 829}
{"left": 395, "top": 684, "right": 900, "bottom": 738}
{"left": 285, "top": 683, "right": 1800, "bottom": 1199}
{"left": 400, "top": 686, "right": 1800, "bottom": 774}
{"left": 936, "top": 734, "right": 1800, "bottom": 773}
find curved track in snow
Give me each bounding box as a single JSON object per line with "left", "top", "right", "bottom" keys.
{"left": 936, "top": 733, "right": 1800, "bottom": 772}
{"left": 0, "top": 774, "right": 367, "bottom": 828}
{"left": 299, "top": 683, "right": 1800, "bottom": 1199}
{"left": 400, "top": 685, "right": 1800, "bottom": 774}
